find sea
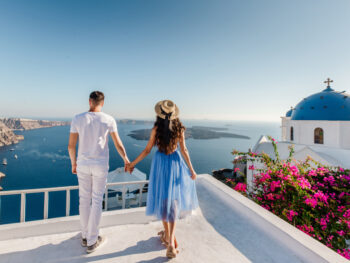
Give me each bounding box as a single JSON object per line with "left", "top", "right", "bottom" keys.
{"left": 0, "top": 120, "right": 279, "bottom": 224}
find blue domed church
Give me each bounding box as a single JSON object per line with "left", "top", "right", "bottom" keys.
{"left": 281, "top": 78, "right": 350, "bottom": 149}
{"left": 250, "top": 79, "right": 350, "bottom": 182}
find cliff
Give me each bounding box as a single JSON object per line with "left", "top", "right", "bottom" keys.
{"left": 0, "top": 120, "right": 24, "bottom": 147}
{"left": 1, "top": 118, "right": 70, "bottom": 130}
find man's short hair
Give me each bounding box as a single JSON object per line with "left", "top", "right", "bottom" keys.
{"left": 89, "top": 91, "right": 105, "bottom": 105}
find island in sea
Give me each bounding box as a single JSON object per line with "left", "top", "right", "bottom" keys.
{"left": 128, "top": 126, "right": 251, "bottom": 140}
{"left": 117, "top": 119, "right": 154, "bottom": 125}
{"left": 0, "top": 118, "right": 70, "bottom": 147}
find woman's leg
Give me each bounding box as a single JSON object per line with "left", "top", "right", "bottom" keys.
{"left": 162, "top": 220, "right": 170, "bottom": 243}
{"left": 169, "top": 221, "right": 176, "bottom": 247}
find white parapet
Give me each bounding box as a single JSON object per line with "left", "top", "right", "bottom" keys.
{"left": 0, "top": 174, "right": 346, "bottom": 263}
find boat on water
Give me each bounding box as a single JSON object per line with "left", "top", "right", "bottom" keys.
{"left": 10, "top": 148, "right": 15, "bottom": 151}
{"left": 14, "top": 154, "right": 18, "bottom": 159}
{"left": 0, "top": 172, "right": 5, "bottom": 178}
{"left": 2, "top": 158, "right": 7, "bottom": 165}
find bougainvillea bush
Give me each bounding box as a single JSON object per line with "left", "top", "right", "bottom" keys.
{"left": 229, "top": 137, "right": 350, "bottom": 260}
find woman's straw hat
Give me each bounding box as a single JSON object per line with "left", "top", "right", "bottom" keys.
{"left": 155, "top": 100, "right": 180, "bottom": 120}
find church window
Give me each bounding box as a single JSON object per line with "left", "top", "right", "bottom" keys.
{"left": 290, "top": 127, "right": 294, "bottom": 141}
{"left": 314, "top": 128, "right": 324, "bottom": 144}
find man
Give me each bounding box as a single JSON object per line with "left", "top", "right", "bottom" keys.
{"left": 68, "top": 91, "right": 130, "bottom": 253}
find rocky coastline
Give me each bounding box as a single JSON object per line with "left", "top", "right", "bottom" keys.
{"left": 1, "top": 118, "right": 70, "bottom": 131}
{"left": 0, "top": 120, "right": 24, "bottom": 147}
{"left": 0, "top": 118, "right": 69, "bottom": 147}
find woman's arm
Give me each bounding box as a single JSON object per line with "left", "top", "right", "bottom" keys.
{"left": 129, "top": 127, "right": 156, "bottom": 169}
{"left": 179, "top": 131, "right": 197, "bottom": 180}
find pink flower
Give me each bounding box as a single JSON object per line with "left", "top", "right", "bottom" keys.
{"left": 271, "top": 138, "right": 278, "bottom": 144}
{"left": 308, "top": 170, "right": 317, "bottom": 177}
{"left": 286, "top": 210, "right": 298, "bottom": 221}
{"left": 337, "top": 230, "right": 345, "bottom": 236}
{"left": 234, "top": 168, "right": 240, "bottom": 172}
{"left": 338, "top": 206, "right": 345, "bottom": 213}
{"left": 327, "top": 235, "right": 334, "bottom": 242}
{"left": 337, "top": 249, "right": 350, "bottom": 260}
{"left": 261, "top": 204, "right": 270, "bottom": 211}
{"left": 289, "top": 165, "right": 299, "bottom": 176}
{"left": 270, "top": 180, "right": 281, "bottom": 192}
{"left": 259, "top": 173, "right": 271, "bottom": 183}
{"left": 324, "top": 175, "right": 335, "bottom": 185}
{"left": 234, "top": 183, "right": 247, "bottom": 193}
{"left": 305, "top": 198, "right": 317, "bottom": 208}
{"left": 343, "top": 209, "right": 350, "bottom": 219}
{"left": 248, "top": 165, "right": 255, "bottom": 170}
{"left": 320, "top": 218, "right": 328, "bottom": 230}
{"left": 314, "top": 191, "right": 328, "bottom": 204}
{"left": 298, "top": 177, "right": 311, "bottom": 189}
{"left": 250, "top": 152, "right": 257, "bottom": 157}
{"left": 297, "top": 224, "right": 314, "bottom": 235}
{"left": 266, "top": 193, "right": 274, "bottom": 200}
{"left": 339, "top": 192, "right": 345, "bottom": 199}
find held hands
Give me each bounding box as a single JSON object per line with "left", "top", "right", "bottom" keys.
{"left": 71, "top": 163, "right": 77, "bottom": 174}
{"left": 125, "top": 161, "right": 135, "bottom": 174}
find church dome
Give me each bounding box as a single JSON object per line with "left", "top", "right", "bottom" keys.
{"left": 285, "top": 108, "right": 293, "bottom": 117}
{"left": 291, "top": 83, "right": 350, "bottom": 121}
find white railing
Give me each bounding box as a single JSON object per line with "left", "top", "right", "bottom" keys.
{"left": 0, "top": 180, "right": 149, "bottom": 223}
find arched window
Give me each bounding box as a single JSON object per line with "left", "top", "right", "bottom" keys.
{"left": 290, "top": 126, "right": 294, "bottom": 141}
{"left": 314, "top": 128, "right": 324, "bottom": 144}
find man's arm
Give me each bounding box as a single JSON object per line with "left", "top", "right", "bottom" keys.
{"left": 110, "top": 131, "right": 130, "bottom": 170}
{"left": 68, "top": 133, "right": 78, "bottom": 174}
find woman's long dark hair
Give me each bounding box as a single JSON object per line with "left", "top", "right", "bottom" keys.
{"left": 154, "top": 116, "right": 185, "bottom": 154}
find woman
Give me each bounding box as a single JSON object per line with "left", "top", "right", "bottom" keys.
{"left": 128, "top": 100, "right": 198, "bottom": 258}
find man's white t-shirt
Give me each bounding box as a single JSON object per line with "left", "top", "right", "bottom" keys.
{"left": 70, "top": 112, "right": 117, "bottom": 168}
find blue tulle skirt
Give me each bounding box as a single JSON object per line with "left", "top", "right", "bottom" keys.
{"left": 146, "top": 148, "right": 199, "bottom": 222}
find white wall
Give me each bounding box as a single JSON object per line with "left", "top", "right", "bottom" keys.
{"left": 281, "top": 119, "right": 350, "bottom": 149}
{"left": 281, "top": 117, "right": 289, "bottom": 141}
{"left": 340, "top": 122, "right": 350, "bottom": 149}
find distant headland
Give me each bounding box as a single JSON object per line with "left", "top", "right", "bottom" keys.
{"left": 1, "top": 118, "right": 70, "bottom": 131}
{"left": 0, "top": 118, "right": 70, "bottom": 147}
{"left": 128, "top": 126, "right": 250, "bottom": 140}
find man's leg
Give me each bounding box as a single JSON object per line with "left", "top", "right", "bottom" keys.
{"left": 77, "top": 165, "right": 92, "bottom": 241}
{"left": 86, "top": 166, "right": 108, "bottom": 246}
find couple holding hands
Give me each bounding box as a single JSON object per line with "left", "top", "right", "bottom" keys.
{"left": 68, "top": 91, "right": 198, "bottom": 259}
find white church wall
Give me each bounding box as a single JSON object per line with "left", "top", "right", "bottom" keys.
{"left": 281, "top": 117, "right": 289, "bottom": 141}
{"left": 283, "top": 120, "right": 341, "bottom": 148}
{"left": 339, "top": 122, "right": 350, "bottom": 149}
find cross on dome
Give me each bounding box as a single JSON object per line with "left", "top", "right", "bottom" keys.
{"left": 324, "top": 78, "right": 333, "bottom": 87}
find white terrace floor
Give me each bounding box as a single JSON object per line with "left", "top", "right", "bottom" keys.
{"left": 0, "top": 174, "right": 347, "bottom": 263}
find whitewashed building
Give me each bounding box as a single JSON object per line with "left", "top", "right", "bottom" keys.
{"left": 247, "top": 79, "right": 350, "bottom": 191}
{"left": 281, "top": 78, "right": 350, "bottom": 149}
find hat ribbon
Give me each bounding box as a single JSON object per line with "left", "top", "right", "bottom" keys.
{"left": 160, "top": 106, "right": 173, "bottom": 120}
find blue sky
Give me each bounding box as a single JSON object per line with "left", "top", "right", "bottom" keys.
{"left": 0, "top": 0, "right": 349, "bottom": 121}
